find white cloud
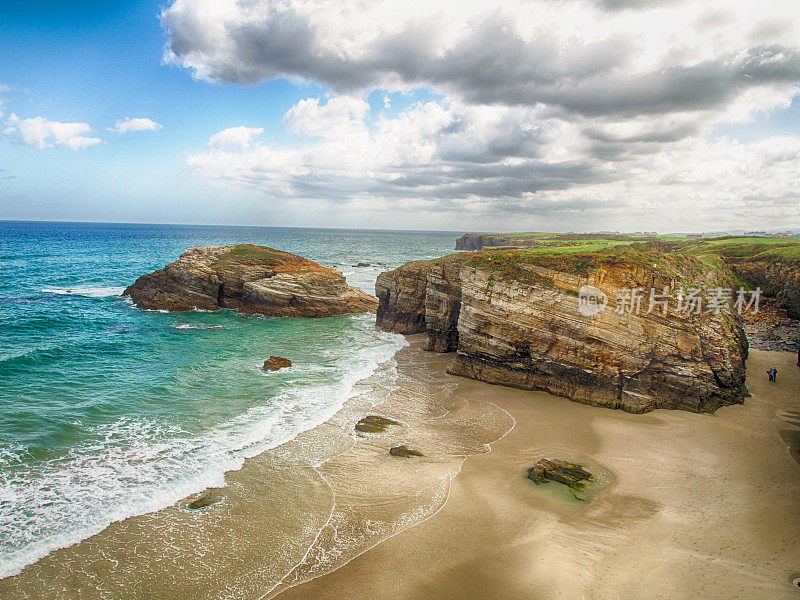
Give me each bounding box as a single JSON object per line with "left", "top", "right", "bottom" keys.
{"left": 166, "top": 0, "right": 800, "bottom": 229}
{"left": 188, "top": 97, "right": 603, "bottom": 201}
{"left": 187, "top": 91, "right": 800, "bottom": 229}
{"left": 207, "top": 126, "right": 264, "bottom": 149}
{"left": 2, "top": 114, "right": 102, "bottom": 150}
{"left": 108, "top": 117, "right": 163, "bottom": 134}
{"left": 162, "top": 0, "right": 800, "bottom": 116}
{"left": 284, "top": 96, "right": 369, "bottom": 140}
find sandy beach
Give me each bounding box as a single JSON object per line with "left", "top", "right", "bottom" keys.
{"left": 277, "top": 348, "right": 800, "bottom": 600}
{"left": 2, "top": 342, "right": 798, "bottom": 599}
{"left": 0, "top": 337, "right": 513, "bottom": 599}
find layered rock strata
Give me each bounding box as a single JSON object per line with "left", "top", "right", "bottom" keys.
{"left": 376, "top": 247, "right": 748, "bottom": 413}
{"left": 376, "top": 257, "right": 464, "bottom": 352}
{"left": 124, "top": 245, "right": 377, "bottom": 317}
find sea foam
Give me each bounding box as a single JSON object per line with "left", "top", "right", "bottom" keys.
{"left": 0, "top": 317, "right": 407, "bottom": 580}
{"left": 41, "top": 286, "right": 126, "bottom": 298}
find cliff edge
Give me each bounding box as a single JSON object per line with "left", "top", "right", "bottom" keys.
{"left": 377, "top": 244, "right": 748, "bottom": 414}
{"left": 124, "top": 244, "right": 377, "bottom": 317}
{"left": 455, "top": 233, "right": 540, "bottom": 250}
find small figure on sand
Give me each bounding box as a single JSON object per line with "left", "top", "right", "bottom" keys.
{"left": 767, "top": 367, "right": 778, "bottom": 382}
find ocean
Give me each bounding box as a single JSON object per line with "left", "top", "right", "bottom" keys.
{"left": 0, "top": 221, "right": 457, "bottom": 579}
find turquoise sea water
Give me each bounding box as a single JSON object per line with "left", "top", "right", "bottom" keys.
{"left": 0, "top": 221, "right": 456, "bottom": 578}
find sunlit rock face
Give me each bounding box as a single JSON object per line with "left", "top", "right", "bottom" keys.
{"left": 377, "top": 246, "right": 748, "bottom": 414}
{"left": 124, "top": 244, "right": 378, "bottom": 317}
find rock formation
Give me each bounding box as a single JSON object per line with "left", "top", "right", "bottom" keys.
{"left": 263, "top": 356, "right": 292, "bottom": 371}
{"left": 354, "top": 415, "right": 400, "bottom": 433}
{"left": 527, "top": 459, "right": 592, "bottom": 490}
{"left": 680, "top": 237, "right": 800, "bottom": 320}
{"left": 728, "top": 261, "right": 800, "bottom": 319}
{"left": 124, "top": 245, "right": 377, "bottom": 317}
{"left": 376, "top": 256, "right": 465, "bottom": 352}
{"left": 376, "top": 244, "right": 748, "bottom": 414}
{"left": 187, "top": 488, "right": 225, "bottom": 509}
{"left": 455, "top": 233, "right": 540, "bottom": 250}
{"left": 389, "top": 445, "right": 424, "bottom": 458}
{"left": 374, "top": 260, "right": 431, "bottom": 334}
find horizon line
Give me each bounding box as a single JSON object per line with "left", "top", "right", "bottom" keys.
{"left": 1, "top": 218, "right": 798, "bottom": 236}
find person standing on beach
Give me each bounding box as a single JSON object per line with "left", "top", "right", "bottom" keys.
{"left": 772, "top": 367, "right": 778, "bottom": 382}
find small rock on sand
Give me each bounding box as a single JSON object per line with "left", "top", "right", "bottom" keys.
{"left": 527, "top": 458, "right": 592, "bottom": 490}
{"left": 355, "top": 415, "right": 401, "bottom": 433}
{"left": 389, "top": 445, "right": 423, "bottom": 458}
{"left": 187, "top": 488, "right": 225, "bottom": 510}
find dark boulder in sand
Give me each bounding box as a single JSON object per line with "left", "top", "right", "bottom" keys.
{"left": 527, "top": 458, "right": 592, "bottom": 490}
{"left": 389, "top": 445, "right": 423, "bottom": 458}
{"left": 124, "top": 244, "right": 378, "bottom": 317}
{"left": 263, "top": 356, "right": 292, "bottom": 371}
{"left": 355, "top": 415, "right": 400, "bottom": 433}
{"left": 187, "top": 488, "right": 225, "bottom": 510}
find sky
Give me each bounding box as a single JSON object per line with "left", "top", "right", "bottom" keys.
{"left": 1, "top": 0, "right": 799, "bottom": 232}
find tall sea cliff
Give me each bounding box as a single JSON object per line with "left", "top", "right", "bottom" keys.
{"left": 377, "top": 243, "right": 749, "bottom": 413}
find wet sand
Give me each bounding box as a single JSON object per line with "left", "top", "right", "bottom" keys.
{"left": 3, "top": 345, "right": 798, "bottom": 599}
{"left": 0, "top": 338, "right": 513, "bottom": 599}
{"left": 276, "top": 349, "right": 800, "bottom": 600}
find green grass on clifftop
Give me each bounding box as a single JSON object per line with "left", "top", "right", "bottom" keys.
{"left": 212, "top": 244, "right": 283, "bottom": 267}
{"left": 470, "top": 232, "right": 689, "bottom": 248}
{"left": 466, "top": 241, "right": 734, "bottom": 284}
{"left": 682, "top": 237, "right": 800, "bottom": 264}
{"left": 398, "top": 234, "right": 798, "bottom": 291}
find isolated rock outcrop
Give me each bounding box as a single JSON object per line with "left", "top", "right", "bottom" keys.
{"left": 389, "top": 445, "right": 424, "bottom": 458}
{"left": 124, "top": 245, "right": 377, "bottom": 317}
{"left": 374, "top": 260, "right": 431, "bottom": 334}
{"left": 527, "top": 459, "right": 592, "bottom": 490}
{"left": 376, "top": 244, "right": 748, "bottom": 414}
{"left": 263, "top": 356, "right": 292, "bottom": 371}
{"left": 354, "top": 415, "right": 400, "bottom": 433}
{"left": 376, "top": 256, "right": 465, "bottom": 352}
{"left": 187, "top": 488, "right": 225, "bottom": 510}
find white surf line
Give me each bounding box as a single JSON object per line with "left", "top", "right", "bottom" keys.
{"left": 251, "top": 341, "right": 407, "bottom": 598}
{"left": 475, "top": 398, "right": 518, "bottom": 448}
{"left": 259, "top": 396, "right": 517, "bottom": 600}
{"left": 261, "top": 462, "right": 453, "bottom": 600}
{"left": 256, "top": 465, "right": 339, "bottom": 600}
